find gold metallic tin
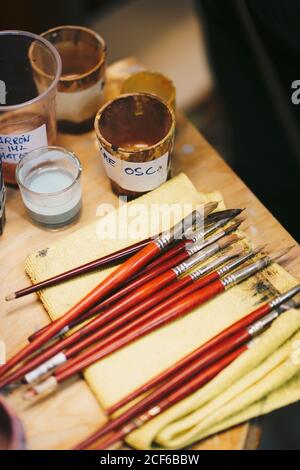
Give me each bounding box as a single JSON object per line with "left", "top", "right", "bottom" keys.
{"left": 121, "top": 71, "right": 176, "bottom": 110}
{"left": 40, "top": 25, "right": 107, "bottom": 134}
{"left": 95, "top": 93, "right": 175, "bottom": 199}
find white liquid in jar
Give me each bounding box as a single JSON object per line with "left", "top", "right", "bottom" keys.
{"left": 23, "top": 167, "right": 82, "bottom": 226}
{"left": 27, "top": 168, "right": 74, "bottom": 193}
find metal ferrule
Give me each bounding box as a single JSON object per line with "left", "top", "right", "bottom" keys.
{"left": 133, "top": 406, "right": 162, "bottom": 427}
{"left": 190, "top": 252, "right": 232, "bottom": 281}
{"left": 247, "top": 310, "right": 279, "bottom": 336}
{"left": 154, "top": 234, "right": 170, "bottom": 250}
{"left": 173, "top": 242, "right": 219, "bottom": 277}
{"left": 54, "top": 326, "right": 70, "bottom": 339}
{"left": 221, "top": 256, "right": 270, "bottom": 288}
{"left": 155, "top": 210, "right": 204, "bottom": 249}
{"left": 269, "top": 284, "right": 300, "bottom": 310}
{"left": 24, "top": 353, "right": 67, "bottom": 384}
{"left": 185, "top": 239, "right": 212, "bottom": 256}
{"left": 276, "top": 299, "right": 299, "bottom": 312}
{"left": 191, "top": 228, "right": 225, "bottom": 245}
{"left": 217, "top": 250, "right": 256, "bottom": 277}
{"left": 185, "top": 217, "right": 230, "bottom": 243}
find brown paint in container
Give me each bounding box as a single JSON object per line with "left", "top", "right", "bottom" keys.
{"left": 41, "top": 26, "right": 107, "bottom": 134}
{"left": 95, "top": 93, "right": 175, "bottom": 198}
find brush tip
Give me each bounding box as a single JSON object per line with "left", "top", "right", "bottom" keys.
{"left": 253, "top": 244, "right": 267, "bottom": 255}
{"left": 227, "top": 244, "right": 245, "bottom": 257}
{"left": 5, "top": 293, "right": 16, "bottom": 301}
{"left": 226, "top": 218, "right": 246, "bottom": 232}
{"left": 218, "top": 233, "right": 239, "bottom": 248}
{"left": 270, "top": 245, "right": 295, "bottom": 263}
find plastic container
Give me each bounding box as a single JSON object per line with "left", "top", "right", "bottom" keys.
{"left": 0, "top": 30, "right": 62, "bottom": 185}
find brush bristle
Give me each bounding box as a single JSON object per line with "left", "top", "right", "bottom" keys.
{"left": 218, "top": 233, "right": 239, "bottom": 248}
{"left": 270, "top": 245, "right": 295, "bottom": 263}
{"left": 226, "top": 244, "right": 245, "bottom": 257}
{"left": 203, "top": 201, "right": 219, "bottom": 214}
{"left": 5, "top": 292, "right": 16, "bottom": 301}
{"left": 224, "top": 219, "right": 245, "bottom": 233}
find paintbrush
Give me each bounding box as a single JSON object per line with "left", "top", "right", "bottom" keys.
{"left": 6, "top": 207, "right": 240, "bottom": 302}
{"left": 0, "top": 203, "right": 217, "bottom": 379}
{"left": 0, "top": 232, "right": 239, "bottom": 389}
{"left": 79, "top": 347, "right": 246, "bottom": 450}
{"left": 106, "top": 291, "right": 300, "bottom": 416}
{"left": 74, "top": 296, "right": 300, "bottom": 450}
{"left": 27, "top": 216, "right": 238, "bottom": 344}
{"left": 21, "top": 247, "right": 290, "bottom": 398}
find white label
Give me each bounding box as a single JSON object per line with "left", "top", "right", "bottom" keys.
{"left": 0, "top": 124, "right": 48, "bottom": 164}
{"left": 56, "top": 78, "right": 105, "bottom": 122}
{"left": 100, "top": 146, "right": 169, "bottom": 192}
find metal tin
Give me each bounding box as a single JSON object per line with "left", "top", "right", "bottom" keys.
{"left": 121, "top": 71, "right": 176, "bottom": 111}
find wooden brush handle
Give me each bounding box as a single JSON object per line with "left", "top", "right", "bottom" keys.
{"left": 0, "top": 242, "right": 160, "bottom": 378}
{"left": 28, "top": 241, "right": 188, "bottom": 343}
{"left": 186, "top": 302, "right": 272, "bottom": 360}
{"left": 57, "top": 272, "right": 221, "bottom": 375}
{"left": 139, "top": 240, "right": 187, "bottom": 273}
{"left": 64, "top": 269, "right": 179, "bottom": 358}
{"left": 107, "top": 275, "right": 223, "bottom": 414}
{"left": 56, "top": 280, "right": 225, "bottom": 382}
{"left": 16, "top": 237, "right": 153, "bottom": 301}
{"left": 0, "top": 265, "right": 178, "bottom": 388}
{"left": 77, "top": 328, "right": 250, "bottom": 447}
{"left": 87, "top": 250, "right": 189, "bottom": 315}
{"left": 85, "top": 346, "right": 246, "bottom": 451}
{"left": 107, "top": 300, "right": 272, "bottom": 415}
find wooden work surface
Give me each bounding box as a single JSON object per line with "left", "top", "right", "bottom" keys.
{"left": 0, "top": 58, "right": 299, "bottom": 450}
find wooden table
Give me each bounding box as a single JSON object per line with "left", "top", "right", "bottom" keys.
{"left": 1, "top": 59, "right": 299, "bottom": 450}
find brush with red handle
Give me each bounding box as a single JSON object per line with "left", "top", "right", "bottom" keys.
{"left": 6, "top": 207, "right": 240, "bottom": 303}
{"left": 27, "top": 216, "right": 235, "bottom": 344}
{"left": 22, "top": 249, "right": 290, "bottom": 399}
{"left": 0, "top": 232, "right": 239, "bottom": 390}
{"left": 73, "top": 296, "right": 300, "bottom": 450}
{"left": 80, "top": 347, "right": 246, "bottom": 450}
{"left": 0, "top": 203, "right": 217, "bottom": 379}
{"left": 105, "top": 287, "right": 300, "bottom": 415}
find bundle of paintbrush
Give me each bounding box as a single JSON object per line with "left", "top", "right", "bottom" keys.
{"left": 0, "top": 200, "right": 292, "bottom": 397}
{"left": 3, "top": 203, "right": 248, "bottom": 380}
{"left": 0, "top": 211, "right": 243, "bottom": 390}
{"left": 27, "top": 214, "right": 243, "bottom": 345}
{"left": 5, "top": 207, "right": 242, "bottom": 303}
{"left": 73, "top": 285, "right": 300, "bottom": 450}
{"left": 17, "top": 246, "right": 291, "bottom": 399}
